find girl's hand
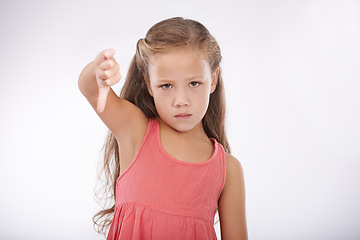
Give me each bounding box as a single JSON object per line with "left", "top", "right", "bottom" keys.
{"left": 94, "top": 48, "right": 121, "bottom": 113}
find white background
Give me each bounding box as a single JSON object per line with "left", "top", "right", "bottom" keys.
{"left": 1, "top": 0, "right": 359, "bottom": 239}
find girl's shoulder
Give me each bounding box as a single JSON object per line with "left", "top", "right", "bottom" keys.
{"left": 223, "top": 152, "right": 245, "bottom": 191}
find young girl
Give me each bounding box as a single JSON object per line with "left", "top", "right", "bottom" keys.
{"left": 78, "top": 17, "right": 247, "bottom": 240}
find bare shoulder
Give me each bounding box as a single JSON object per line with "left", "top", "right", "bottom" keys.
{"left": 218, "top": 152, "right": 248, "bottom": 240}
{"left": 222, "top": 152, "right": 245, "bottom": 200}
{"left": 225, "top": 152, "right": 244, "bottom": 179}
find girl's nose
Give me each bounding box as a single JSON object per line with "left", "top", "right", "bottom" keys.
{"left": 173, "top": 89, "right": 190, "bottom": 108}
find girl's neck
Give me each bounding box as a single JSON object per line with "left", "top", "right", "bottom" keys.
{"left": 158, "top": 117, "right": 214, "bottom": 163}
{"left": 158, "top": 117, "right": 209, "bottom": 142}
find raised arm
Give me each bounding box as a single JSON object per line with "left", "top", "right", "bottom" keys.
{"left": 78, "top": 49, "right": 148, "bottom": 143}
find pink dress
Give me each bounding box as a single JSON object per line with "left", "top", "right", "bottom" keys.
{"left": 107, "top": 118, "right": 226, "bottom": 240}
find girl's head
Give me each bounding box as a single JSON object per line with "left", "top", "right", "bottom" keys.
{"left": 122, "top": 17, "right": 229, "bottom": 151}
{"left": 94, "top": 17, "right": 230, "bottom": 235}
{"left": 146, "top": 46, "right": 218, "bottom": 133}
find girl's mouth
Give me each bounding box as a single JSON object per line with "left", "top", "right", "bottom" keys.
{"left": 175, "top": 113, "right": 192, "bottom": 119}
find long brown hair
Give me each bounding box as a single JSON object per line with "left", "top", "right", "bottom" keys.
{"left": 93, "top": 17, "right": 230, "bottom": 236}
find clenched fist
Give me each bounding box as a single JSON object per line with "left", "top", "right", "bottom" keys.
{"left": 94, "top": 48, "right": 121, "bottom": 113}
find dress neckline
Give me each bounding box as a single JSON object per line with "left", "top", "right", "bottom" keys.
{"left": 153, "top": 118, "right": 219, "bottom": 166}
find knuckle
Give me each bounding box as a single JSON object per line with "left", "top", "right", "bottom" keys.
{"left": 103, "top": 70, "right": 110, "bottom": 78}
{"left": 99, "top": 71, "right": 107, "bottom": 80}
{"left": 98, "top": 62, "right": 105, "bottom": 71}
{"left": 108, "top": 60, "right": 113, "bottom": 68}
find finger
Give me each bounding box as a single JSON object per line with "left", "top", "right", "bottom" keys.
{"left": 96, "top": 69, "right": 115, "bottom": 82}
{"left": 99, "top": 58, "right": 119, "bottom": 71}
{"left": 104, "top": 71, "right": 122, "bottom": 86}
{"left": 99, "top": 59, "right": 113, "bottom": 70}
{"left": 97, "top": 72, "right": 121, "bottom": 88}
{"left": 103, "top": 48, "right": 115, "bottom": 60}
{"left": 97, "top": 63, "right": 120, "bottom": 82}
{"left": 95, "top": 69, "right": 107, "bottom": 81}
{"left": 94, "top": 48, "right": 115, "bottom": 64}
{"left": 97, "top": 86, "right": 110, "bottom": 113}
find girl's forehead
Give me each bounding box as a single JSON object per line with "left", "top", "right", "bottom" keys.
{"left": 149, "top": 46, "right": 208, "bottom": 65}
{"left": 148, "top": 47, "right": 211, "bottom": 77}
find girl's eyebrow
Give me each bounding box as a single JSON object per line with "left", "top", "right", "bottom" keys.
{"left": 185, "top": 76, "right": 204, "bottom": 80}
{"left": 156, "top": 76, "right": 204, "bottom": 82}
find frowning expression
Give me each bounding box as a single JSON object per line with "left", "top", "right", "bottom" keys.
{"left": 147, "top": 47, "right": 218, "bottom": 132}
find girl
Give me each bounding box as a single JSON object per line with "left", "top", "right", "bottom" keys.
{"left": 78, "top": 17, "right": 247, "bottom": 240}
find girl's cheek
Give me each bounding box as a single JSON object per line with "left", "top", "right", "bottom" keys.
{"left": 153, "top": 90, "right": 169, "bottom": 101}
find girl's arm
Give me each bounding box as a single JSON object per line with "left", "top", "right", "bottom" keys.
{"left": 218, "top": 153, "right": 248, "bottom": 240}
{"left": 78, "top": 49, "right": 148, "bottom": 145}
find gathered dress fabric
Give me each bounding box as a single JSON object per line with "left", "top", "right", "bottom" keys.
{"left": 107, "top": 118, "right": 226, "bottom": 240}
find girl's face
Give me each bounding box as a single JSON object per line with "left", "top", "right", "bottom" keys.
{"left": 147, "top": 47, "right": 218, "bottom": 132}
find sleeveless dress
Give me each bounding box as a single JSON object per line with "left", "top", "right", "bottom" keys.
{"left": 107, "top": 118, "right": 226, "bottom": 240}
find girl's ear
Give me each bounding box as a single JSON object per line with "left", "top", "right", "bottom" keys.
{"left": 143, "top": 73, "right": 153, "bottom": 97}
{"left": 210, "top": 67, "right": 220, "bottom": 94}
{"left": 148, "top": 85, "right": 153, "bottom": 97}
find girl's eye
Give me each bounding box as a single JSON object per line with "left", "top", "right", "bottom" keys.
{"left": 160, "top": 84, "right": 172, "bottom": 89}
{"left": 189, "top": 81, "right": 200, "bottom": 87}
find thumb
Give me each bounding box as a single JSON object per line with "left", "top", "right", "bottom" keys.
{"left": 97, "top": 86, "right": 110, "bottom": 113}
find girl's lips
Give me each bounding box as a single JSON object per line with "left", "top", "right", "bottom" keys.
{"left": 175, "top": 113, "right": 192, "bottom": 119}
